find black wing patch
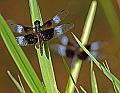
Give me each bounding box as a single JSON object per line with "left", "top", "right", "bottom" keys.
{"left": 16, "top": 34, "right": 38, "bottom": 46}
{"left": 42, "top": 10, "right": 69, "bottom": 29}
{"left": 41, "top": 23, "right": 74, "bottom": 41}
{"left": 42, "top": 28, "right": 54, "bottom": 41}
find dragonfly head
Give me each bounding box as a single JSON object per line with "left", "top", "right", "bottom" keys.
{"left": 34, "top": 20, "right": 40, "bottom": 26}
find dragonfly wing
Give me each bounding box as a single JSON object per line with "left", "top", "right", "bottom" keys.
{"left": 16, "top": 34, "right": 38, "bottom": 46}
{"left": 52, "top": 10, "right": 69, "bottom": 24}
{"left": 41, "top": 23, "right": 74, "bottom": 41}
{"left": 54, "top": 23, "right": 74, "bottom": 37}
{"left": 42, "top": 28, "right": 54, "bottom": 41}
{"left": 50, "top": 44, "right": 67, "bottom": 57}
{"left": 16, "top": 36, "right": 28, "bottom": 46}
{"left": 42, "top": 10, "right": 69, "bottom": 28}
{"left": 90, "top": 42, "right": 101, "bottom": 50}
{"left": 59, "top": 35, "right": 74, "bottom": 46}
{"left": 7, "top": 20, "right": 33, "bottom": 34}
{"left": 90, "top": 41, "right": 108, "bottom": 51}
{"left": 87, "top": 41, "right": 108, "bottom": 61}
{"left": 71, "top": 53, "right": 78, "bottom": 67}
{"left": 88, "top": 51, "right": 99, "bottom": 61}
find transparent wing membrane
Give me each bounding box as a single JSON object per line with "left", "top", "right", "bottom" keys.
{"left": 90, "top": 41, "right": 107, "bottom": 50}
{"left": 54, "top": 23, "right": 74, "bottom": 37}
{"left": 7, "top": 20, "right": 33, "bottom": 34}
{"left": 59, "top": 35, "right": 74, "bottom": 46}
{"left": 88, "top": 51, "right": 99, "bottom": 61}
{"left": 42, "top": 10, "right": 69, "bottom": 29}
{"left": 60, "top": 35, "right": 69, "bottom": 45}
{"left": 90, "top": 42, "right": 101, "bottom": 50}
{"left": 50, "top": 44, "right": 67, "bottom": 56}
{"left": 52, "top": 10, "right": 69, "bottom": 24}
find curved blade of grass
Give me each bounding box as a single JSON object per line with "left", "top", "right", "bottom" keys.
{"left": 90, "top": 61, "right": 98, "bottom": 93}
{"left": 65, "top": 1, "right": 97, "bottom": 93}
{"left": 7, "top": 71, "right": 26, "bottom": 93}
{"left": 72, "top": 33, "right": 120, "bottom": 91}
{"left": 99, "top": 0, "right": 120, "bottom": 44}
{"left": 103, "top": 61, "right": 119, "bottom": 93}
{"left": 18, "top": 75, "right": 26, "bottom": 93}
{"left": 0, "top": 15, "right": 45, "bottom": 93}
{"left": 62, "top": 57, "right": 79, "bottom": 93}
{"left": 80, "top": 0, "right": 97, "bottom": 45}
{"left": 65, "top": 60, "right": 82, "bottom": 93}
{"left": 113, "top": 80, "right": 119, "bottom": 93}
{"left": 29, "top": 0, "right": 58, "bottom": 93}
{"left": 80, "top": 86, "right": 87, "bottom": 93}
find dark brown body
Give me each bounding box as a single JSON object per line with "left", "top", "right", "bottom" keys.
{"left": 65, "top": 44, "right": 91, "bottom": 60}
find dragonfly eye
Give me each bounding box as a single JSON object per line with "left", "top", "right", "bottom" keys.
{"left": 53, "top": 15, "right": 61, "bottom": 23}
{"left": 16, "top": 25, "right": 23, "bottom": 34}
{"left": 16, "top": 36, "right": 27, "bottom": 46}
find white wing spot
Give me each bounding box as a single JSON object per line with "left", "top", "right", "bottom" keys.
{"left": 53, "top": 15, "right": 61, "bottom": 23}
{"left": 91, "top": 42, "right": 100, "bottom": 50}
{"left": 54, "top": 25, "right": 63, "bottom": 36}
{"left": 16, "top": 25, "right": 23, "bottom": 34}
{"left": 16, "top": 36, "right": 27, "bottom": 46}
{"left": 61, "top": 36, "right": 68, "bottom": 45}
{"left": 58, "top": 45, "right": 66, "bottom": 56}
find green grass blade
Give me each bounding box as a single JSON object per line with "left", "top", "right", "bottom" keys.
{"left": 90, "top": 61, "right": 98, "bottom": 93}
{"left": 103, "top": 61, "right": 120, "bottom": 93}
{"left": 65, "top": 1, "right": 97, "bottom": 93}
{"left": 29, "top": 0, "right": 58, "bottom": 93}
{"left": 81, "top": 0, "right": 97, "bottom": 45}
{"left": 72, "top": 33, "right": 120, "bottom": 92}
{"left": 99, "top": 0, "right": 120, "bottom": 43}
{"left": 36, "top": 49, "right": 58, "bottom": 93}
{"left": 65, "top": 60, "right": 82, "bottom": 93}
{"left": 29, "top": 0, "right": 43, "bottom": 25}
{"left": 80, "top": 86, "right": 87, "bottom": 93}
{"left": 62, "top": 57, "right": 80, "bottom": 93}
{"left": 18, "top": 75, "right": 26, "bottom": 93}
{"left": 7, "top": 71, "right": 26, "bottom": 93}
{"left": 113, "top": 80, "right": 119, "bottom": 93}
{"left": 0, "top": 15, "right": 45, "bottom": 93}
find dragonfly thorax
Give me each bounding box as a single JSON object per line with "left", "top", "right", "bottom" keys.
{"left": 34, "top": 20, "right": 41, "bottom": 34}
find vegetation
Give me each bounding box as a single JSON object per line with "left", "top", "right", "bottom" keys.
{"left": 0, "top": 0, "right": 120, "bottom": 93}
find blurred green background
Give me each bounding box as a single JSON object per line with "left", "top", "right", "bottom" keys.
{"left": 0, "top": 0, "right": 120, "bottom": 93}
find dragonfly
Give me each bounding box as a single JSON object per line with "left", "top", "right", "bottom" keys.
{"left": 8, "top": 10, "right": 74, "bottom": 55}
{"left": 51, "top": 35, "right": 103, "bottom": 65}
